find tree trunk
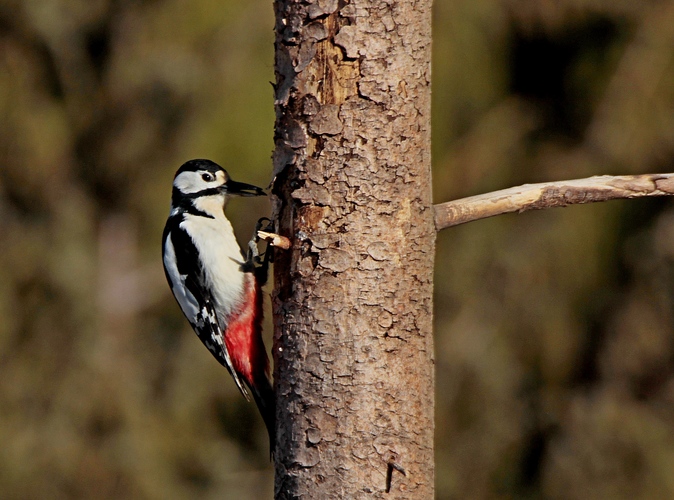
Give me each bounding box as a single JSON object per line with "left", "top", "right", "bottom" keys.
{"left": 271, "top": 0, "right": 434, "bottom": 497}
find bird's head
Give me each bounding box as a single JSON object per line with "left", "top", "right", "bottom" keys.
{"left": 171, "top": 159, "right": 266, "bottom": 214}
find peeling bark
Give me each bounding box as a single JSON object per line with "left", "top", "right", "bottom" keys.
{"left": 271, "top": 0, "right": 434, "bottom": 497}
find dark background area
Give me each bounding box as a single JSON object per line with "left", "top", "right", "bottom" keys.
{"left": 1, "top": 1, "right": 674, "bottom": 498}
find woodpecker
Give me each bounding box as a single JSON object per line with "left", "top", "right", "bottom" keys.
{"left": 162, "top": 159, "right": 274, "bottom": 451}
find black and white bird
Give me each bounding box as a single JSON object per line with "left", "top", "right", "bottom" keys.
{"left": 162, "top": 159, "right": 274, "bottom": 450}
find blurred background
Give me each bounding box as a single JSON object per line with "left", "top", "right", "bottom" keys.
{"left": 0, "top": 0, "right": 673, "bottom": 498}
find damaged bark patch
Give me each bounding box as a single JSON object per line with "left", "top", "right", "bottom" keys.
{"left": 309, "top": 104, "right": 343, "bottom": 135}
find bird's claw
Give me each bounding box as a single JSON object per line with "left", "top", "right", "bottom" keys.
{"left": 247, "top": 217, "right": 289, "bottom": 287}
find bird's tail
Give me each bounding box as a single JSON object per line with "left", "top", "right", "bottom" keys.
{"left": 248, "top": 374, "right": 276, "bottom": 457}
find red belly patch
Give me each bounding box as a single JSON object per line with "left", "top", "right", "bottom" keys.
{"left": 224, "top": 273, "right": 268, "bottom": 384}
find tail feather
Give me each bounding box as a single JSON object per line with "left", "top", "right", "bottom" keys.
{"left": 248, "top": 375, "right": 276, "bottom": 457}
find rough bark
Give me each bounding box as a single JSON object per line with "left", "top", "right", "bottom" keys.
{"left": 271, "top": 0, "right": 434, "bottom": 498}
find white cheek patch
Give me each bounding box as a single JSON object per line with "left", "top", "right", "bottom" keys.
{"left": 174, "top": 170, "right": 225, "bottom": 194}
{"left": 163, "top": 234, "right": 199, "bottom": 321}
{"left": 174, "top": 171, "right": 203, "bottom": 194}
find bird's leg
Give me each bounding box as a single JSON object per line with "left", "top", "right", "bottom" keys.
{"left": 247, "top": 217, "right": 274, "bottom": 286}
{"left": 256, "top": 241, "right": 273, "bottom": 287}
{"left": 246, "top": 217, "right": 270, "bottom": 264}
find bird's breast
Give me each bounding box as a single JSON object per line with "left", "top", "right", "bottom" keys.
{"left": 180, "top": 213, "right": 246, "bottom": 319}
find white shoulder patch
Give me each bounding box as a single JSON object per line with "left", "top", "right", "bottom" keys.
{"left": 163, "top": 233, "right": 199, "bottom": 321}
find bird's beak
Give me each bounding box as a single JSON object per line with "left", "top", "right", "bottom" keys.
{"left": 223, "top": 179, "right": 266, "bottom": 197}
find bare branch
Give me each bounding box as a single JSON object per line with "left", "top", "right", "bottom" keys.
{"left": 434, "top": 173, "right": 674, "bottom": 231}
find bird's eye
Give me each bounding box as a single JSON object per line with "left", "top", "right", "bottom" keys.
{"left": 202, "top": 173, "right": 214, "bottom": 182}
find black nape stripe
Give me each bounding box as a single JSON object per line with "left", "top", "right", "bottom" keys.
{"left": 170, "top": 203, "right": 215, "bottom": 220}
{"left": 184, "top": 187, "right": 223, "bottom": 199}
{"left": 184, "top": 204, "right": 215, "bottom": 219}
